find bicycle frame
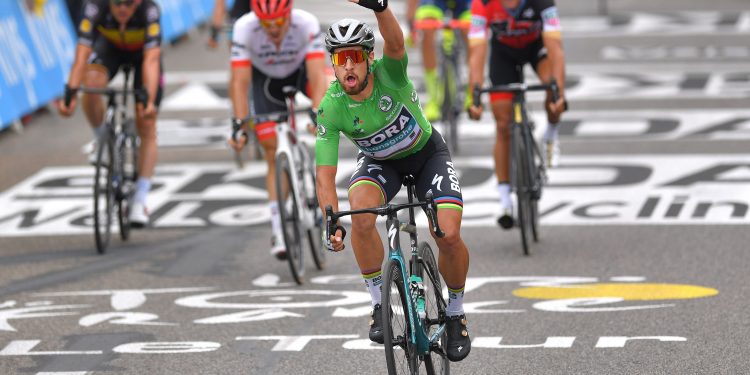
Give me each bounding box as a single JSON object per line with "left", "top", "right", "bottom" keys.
{"left": 275, "top": 91, "right": 317, "bottom": 230}
{"left": 326, "top": 184, "right": 447, "bottom": 356}
{"left": 385, "top": 184, "right": 447, "bottom": 355}
{"left": 473, "top": 81, "right": 560, "bottom": 254}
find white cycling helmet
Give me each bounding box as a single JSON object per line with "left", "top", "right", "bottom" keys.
{"left": 325, "top": 18, "right": 375, "bottom": 53}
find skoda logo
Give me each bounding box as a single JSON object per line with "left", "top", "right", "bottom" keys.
{"left": 379, "top": 95, "right": 393, "bottom": 112}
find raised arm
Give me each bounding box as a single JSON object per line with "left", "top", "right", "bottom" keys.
{"left": 349, "top": 0, "right": 404, "bottom": 60}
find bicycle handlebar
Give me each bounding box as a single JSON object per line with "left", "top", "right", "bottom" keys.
{"left": 230, "top": 106, "right": 312, "bottom": 142}
{"left": 64, "top": 86, "right": 148, "bottom": 107}
{"left": 472, "top": 79, "right": 562, "bottom": 107}
{"left": 324, "top": 191, "right": 445, "bottom": 251}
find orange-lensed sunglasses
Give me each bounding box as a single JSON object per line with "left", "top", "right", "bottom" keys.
{"left": 330, "top": 50, "right": 368, "bottom": 66}
{"left": 260, "top": 17, "right": 287, "bottom": 28}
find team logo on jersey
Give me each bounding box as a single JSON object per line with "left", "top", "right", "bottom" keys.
{"left": 79, "top": 19, "right": 92, "bottom": 34}
{"left": 148, "top": 23, "right": 160, "bottom": 37}
{"left": 352, "top": 116, "right": 365, "bottom": 135}
{"left": 410, "top": 90, "right": 418, "bottom": 103}
{"left": 317, "top": 124, "right": 327, "bottom": 137}
{"left": 379, "top": 95, "right": 393, "bottom": 112}
{"left": 84, "top": 3, "right": 98, "bottom": 18}
{"left": 353, "top": 106, "right": 421, "bottom": 159}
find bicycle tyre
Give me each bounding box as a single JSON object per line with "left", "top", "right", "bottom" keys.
{"left": 275, "top": 152, "right": 305, "bottom": 284}
{"left": 118, "top": 127, "right": 138, "bottom": 241}
{"left": 93, "top": 135, "right": 114, "bottom": 254}
{"left": 513, "top": 125, "right": 531, "bottom": 256}
{"left": 418, "top": 242, "right": 449, "bottom": 375}
{"left": 383, "top": 258, "right": 417, "bottom": 375}
{"left": 302, "top": 149, "right": 326, "bottom": 270}
{"left": 529, "top": 138, "right": 543, "bottom": 243}
{"left": 441, "top": 59, "right": 459, "bottom": 156}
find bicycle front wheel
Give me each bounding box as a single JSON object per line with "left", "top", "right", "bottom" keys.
{"left": 275, "top": 152, "right": 305, "bottom": 284}
{"left": 118, "top": 126, "right": 138, "bottom": 241}
{"left": 513, "top": 125, "right": 532, "bottom": 256}
{"left": 383, "top": 258, "right": 417, "bottom": 374}
{"left": 418, "top": 242, "right": 449, "bottom": 375}
{"left": 302, "top": 150, "right": 326, "bottom": 270}
{"left": 93, "top": 136, "right": 114, "bottom": 254}
{"left": 441, "top": 59, "right": 459, "bottom": 156}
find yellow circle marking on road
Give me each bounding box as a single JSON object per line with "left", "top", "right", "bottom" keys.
{"left": 512, "top": 283, "right": 718, "bottom": 301}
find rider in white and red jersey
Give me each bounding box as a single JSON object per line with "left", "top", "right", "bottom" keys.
{"left": 227, "top": 0, "right": 327, "bottom": 260}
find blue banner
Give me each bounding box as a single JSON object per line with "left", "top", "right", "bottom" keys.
{"left": 157, "top": 0, "right": 235, "bottom": 42}
{"left": 0, "top": 0, "right": 234, "bottom": 130}
{"left": 0, "top": 0, "right": 76, "bottom": 130}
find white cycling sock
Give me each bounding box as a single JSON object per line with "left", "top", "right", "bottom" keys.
{"left": 363, "top": 269, "right": 383, "bottom": 307}
{"left": 497, "top": 183, "right": 512, "bottom": 210}
{"left": 544, "top": 122, "right": 559, "bottom": 142}
{"left": 269, "top": 201, "right": 282, "bottom": 237}
{"left": 134, "top": 177, "right": 151, "bottom": 205}
{"left": 445, "top": 285, "right": 465, "bottom": 317}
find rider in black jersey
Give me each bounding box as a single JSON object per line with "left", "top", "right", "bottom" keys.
{"left": 58, "top": 0, "right": 164, "bottom": 227}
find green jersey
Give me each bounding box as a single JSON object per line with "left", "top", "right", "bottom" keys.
{"left": 315, "top": 53, "right": 433, "bottom": 166}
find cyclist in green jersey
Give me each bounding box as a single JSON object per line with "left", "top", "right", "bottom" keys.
{"left": 316, "top": 0, "right": 471, "bottom": 362}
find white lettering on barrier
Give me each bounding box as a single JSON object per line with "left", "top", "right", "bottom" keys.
{"left": 23, "top": 1, "right": 75, "bottom": 76}
{"left": 0, "top": 17, "right": 38, "bottom": 107}
{"left": 112, "top": 342, "right": 221, "bottom": 354}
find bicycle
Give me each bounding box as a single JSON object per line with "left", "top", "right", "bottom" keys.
{"left": 325, "top": 176, "right": 449, "bottom": 374}
{"left": 231, "top": 86, "right": 325, "bottom": 285}
{"left": 473, "top": 80, "right": 561, "bottom": 255}
{"left": 414, "top": 17, "right": 469, "bottom": 156}
{"left": 65, "top": 65, "right": 144, "bottom": 254}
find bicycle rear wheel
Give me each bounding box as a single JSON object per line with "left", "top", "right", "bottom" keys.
{"left": 93, "top": 135, "right": 114, "bottom": 254}
{"left": 275, "top": 152, "right": 305, "bottom": 284}
{"left": 513, "top": 125, "right": 532, "bottom": 256}
{"left": 418, "top": 242, "right": 449, "bottom": 375}
{"left": 383, "top": 258, "right": 418, "bottom": 374}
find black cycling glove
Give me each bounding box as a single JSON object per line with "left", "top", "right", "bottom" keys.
{"left": 356, "top": 0, "right": 387, "bottom": 12}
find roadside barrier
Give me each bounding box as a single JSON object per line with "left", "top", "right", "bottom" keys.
{"left": 0, "top": 0, "right": 234, "bottom": 131}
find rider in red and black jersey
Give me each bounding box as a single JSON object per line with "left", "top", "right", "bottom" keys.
{"left": 467, "top": 0, "right": 567, "bottom": 228}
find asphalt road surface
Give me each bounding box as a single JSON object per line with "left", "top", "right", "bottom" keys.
{"left": 1, "top": 1, "right": 749, "bottom": 374}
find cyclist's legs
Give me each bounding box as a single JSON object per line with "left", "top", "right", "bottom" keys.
{"left": 412, "top": 131, "right": 468, "bottom": 298}
{"left": 533, "top": 55, "right": 561, "bottom": 123}
{"left": 415, "top": 1, "right": 444, "bottom": 120}
{"left": 82, "top": 39, "right": 119, "bottom": 133}
{"left": 348, "top": 154, "right": 401, "bottom": 303}
{"left": 250, "top": 66, "right": 306, "bottom": 201}
{"left": 488, "top": 44, "right": 525, "bottom": 185}
{"left": 133, "top": 55, "right": 164, "bottom": 180}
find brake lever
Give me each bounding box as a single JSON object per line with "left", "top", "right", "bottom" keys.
{"left": 424, "top": 191, "right": 445, "bottom": 238}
